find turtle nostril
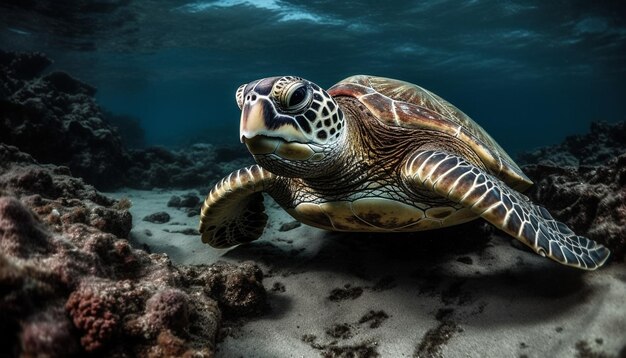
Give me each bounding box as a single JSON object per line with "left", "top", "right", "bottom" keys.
{"left": 251, "top": 94, "right": 257, "bottom": 101}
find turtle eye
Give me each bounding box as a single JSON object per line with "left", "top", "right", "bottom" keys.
{"left": 280, "top": 82, "right": 311, "bottom": 112}
{"left": 288, "top": 85, "right": 307, "bottom": 107}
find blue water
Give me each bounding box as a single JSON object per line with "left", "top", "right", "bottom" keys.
{"left": 1, "top": 0, "right": 624, "bottom": 154}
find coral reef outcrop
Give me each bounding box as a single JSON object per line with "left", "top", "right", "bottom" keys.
{"left": 519, "top": 121, "right": 626, "bottom": 260}
{"left": 0, "top": 50, "right": 253, "bottom": 191}
{"left": 124, "top": 143, "right": 252, "bottom": 190}
{"left": 0, "top": 50, "right": 129, "bottom": 190}
{"left": 0, "top": 144, "right": 266, "bottom": 357}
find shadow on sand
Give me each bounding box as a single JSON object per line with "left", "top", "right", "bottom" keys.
{"left": 224, "top": 220, "right": 595, "bottom": 326}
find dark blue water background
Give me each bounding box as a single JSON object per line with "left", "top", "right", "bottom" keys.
{"left": 1, "top": 1, "right": 624, "bottom": 154}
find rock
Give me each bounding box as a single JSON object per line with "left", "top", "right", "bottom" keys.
{"left": 523, "top": 155, "right": 626, "bottom": 260}
{"left": 183, "top": 261, "right": 267, "bottom": 317}
{"left": 179, "top": 193, "right": 200, "bottom": 208}
{"left": 102, "top": 110, "right": 146, "bottom": 148}
{"left": 0, "top": 51, "right": 51, "bottom": 87}
{"left": 518, "top": 121, "right": 626, "bottom": 167}
{"left": 0, "top": 145, "right": 266, "bottom": 356}
{"left": 0, "top": 144, "right": 132, "bottom": 239}
{"left": 519, "top": 121, "right": 626, "bottom": 260}
{"left": 143, "top": 212, "right": 170, "bottom": 224}
{"left": 19, "top": 306, "right": 80, "bottom": 357}
{"left": 279, "top": 221, "right": 301, "bottom": 232}
{"left": 125, "top": 143, "right": 253, "bottom": 190}
{"left": 167, "top": 195, "right": 181, "bottom": 208}
{"left": 141, "top": 289, "right": 190, "bottom": 336}
{"left": 0, "top": 50, "right": 130, "bottom": 190}
{"left": 0, "top": 50, "right": 254, "bottom": 191}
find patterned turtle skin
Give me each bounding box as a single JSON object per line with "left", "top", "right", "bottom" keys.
{"left": 199, "top": 75, "right": 610, "bottom": 270}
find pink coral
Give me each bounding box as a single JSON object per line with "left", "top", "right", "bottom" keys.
{"left": 65, "top": 281, "right": 120, "bottom": 352}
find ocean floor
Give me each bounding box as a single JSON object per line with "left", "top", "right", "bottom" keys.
{"left": 108, "top": 189, "right": 626, "bottom": 358}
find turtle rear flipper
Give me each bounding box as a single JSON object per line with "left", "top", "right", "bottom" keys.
{"left": 403, "top": 150, "right": 610, "bottom": 270}
{"left": 199, "top": 165, "right": 276, "bottom": 248}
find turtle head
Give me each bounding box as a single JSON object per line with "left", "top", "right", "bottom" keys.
{"left": 236, "top": 76, "right": 346, "bottom": 178}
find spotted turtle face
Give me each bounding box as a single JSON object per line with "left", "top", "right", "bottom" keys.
{"left": 236, "top": 76, "right": 345, "bottom": 178}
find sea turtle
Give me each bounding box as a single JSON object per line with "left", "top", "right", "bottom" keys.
{"left": 199, "top": 75, "right": 610, "bottom": 270}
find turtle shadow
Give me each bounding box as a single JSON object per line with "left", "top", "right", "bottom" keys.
{"left": 225, "top": 220, "right": 593, "bottom": 325}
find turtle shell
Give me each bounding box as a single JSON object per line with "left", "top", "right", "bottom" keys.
{"left": 328, "top": 75, "right": 532, "bottom": 191}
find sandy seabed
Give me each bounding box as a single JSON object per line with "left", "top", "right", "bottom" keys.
{"left": 108, "top": 189, "right": 626, "bottom": 358}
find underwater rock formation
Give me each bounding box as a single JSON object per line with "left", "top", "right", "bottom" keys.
{"left": 125, "top": 143, "right": 252, "bottom": 190}
{"left": 102, "top": 110, "right": 147, "bottom": 149}
{"left": 0, "top": 50, "right": 130, "bottom": 190}
{"left": 519, "top": 121, "right": 626, "bottom": 260}
{"left": 0, "top": 144, "right": 266, "bottom": 357}
{"left": 518, "top": 121, "right": 626, "bottom": 167}
{"left": 0, "top": 144, "right": 131, "bottom": 238}
{"left": 0, "top": 50, "right": 252, "bottom": 191}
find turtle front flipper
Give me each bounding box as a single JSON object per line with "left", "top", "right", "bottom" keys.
{"left": 402, "top": 150, "right": 610, "bottom": 270}
{"left": 199, "top": 165, "right": 276, "bottom": 248}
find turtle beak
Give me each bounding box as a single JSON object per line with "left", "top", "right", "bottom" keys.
{"left": 239, "top": 100, "right": 268, "bottom": 143}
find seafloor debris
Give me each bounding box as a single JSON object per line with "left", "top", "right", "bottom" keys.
{"left": 0, "top": 144, "right": 266, "bottom": 357}
{"left": 413, "top": 308, "right": 461, "bottom": 358}
{"left": 301, "top": 334, "right": 380, "bottom": 358}
{"left": 358, "top": 310, "right": 390, "bottom": 329}
{"left": 328, "top": 284, "right": 365, "bottom": 301}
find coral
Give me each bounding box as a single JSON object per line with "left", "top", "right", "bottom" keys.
{"left": 102, "top": 109, "right": 146, "bottom": 148}
{"left": 0, "top": 196, "right": 52, "bottom": 257}
{"left": 19, "top": 306, "right": 80, "bottom": 358}
{"left": 1, "top": 51, "right": 253, "bottom": 191}
{"left": 0, "top": 51, "right": 52, "bottom": 96}
{"left": 147, "top": 329, "right": 214, "bottom": 358}
{"left": 523, "top": 155, "right": 626, "bottom": 260}
{"left": 65, "top": 280, "right": 120, "bottom": 352}
{"left": 518, "top": 121, "right": 626, "bottom": 167}
{"left": 0, "top": 50, "right": 130, "bottom": 190}
{"left": 0, "top": 144, "right": 132, "bottom": 239}
{"left": 124, "top": 143, "right": 253, "bottom": 190}
{"left": 0, "top": 145, "right": 265, "bottom": 356}
{"left": 519, "top": 121, "right": 626, "bottom": 260}
{"left": 142, "top": 289, "right": 190, "bottom": 336}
